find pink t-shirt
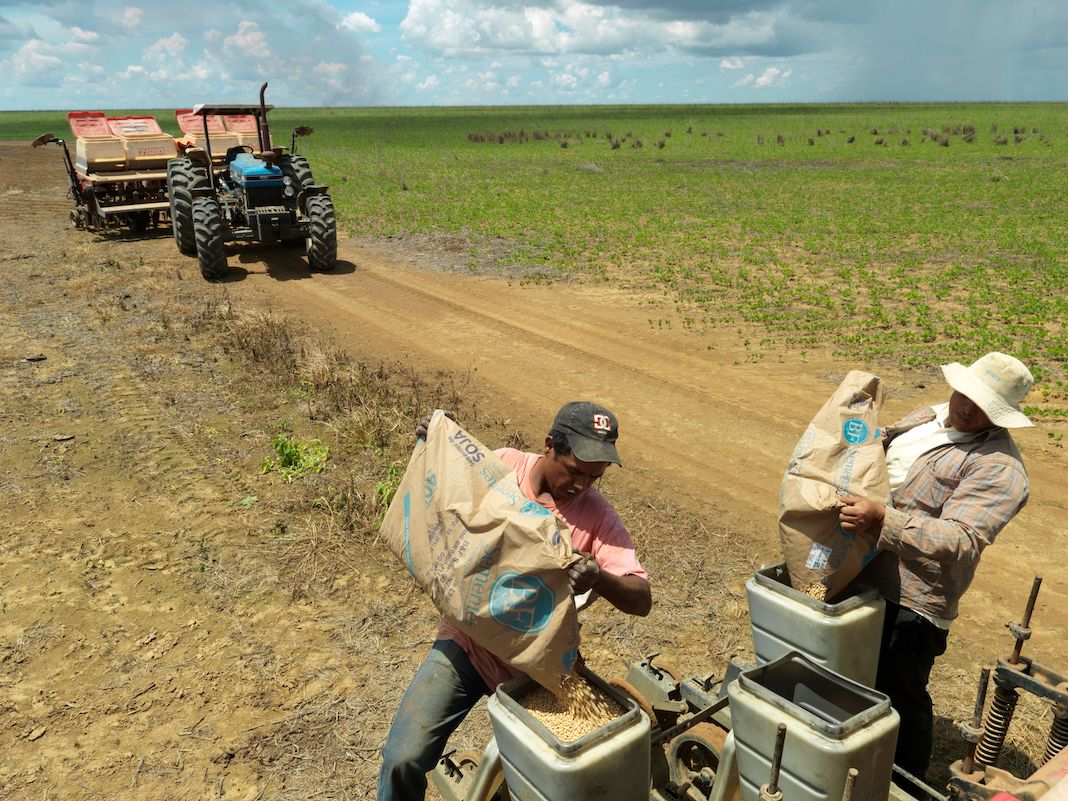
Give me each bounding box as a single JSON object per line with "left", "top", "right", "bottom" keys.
{"left": 438, "top": 448, "right": 647, "bottom": 689}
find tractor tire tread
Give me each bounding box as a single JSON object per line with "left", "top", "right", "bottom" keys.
{"left": 192, "top": 196, "right": 228, "bottom": 280}
{"left": 168, "top": 158, "right": 210, "bottom": 256}
{"left": 306, "top": 194, "right": 337, "bottom": 272}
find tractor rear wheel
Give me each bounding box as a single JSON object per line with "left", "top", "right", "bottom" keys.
{"left": 192, "top": 196, "right": 228, "bottom": 280}
{"left": 168, "top": 158, "right": 211, "bottom": 255}
{"left": 305, "top": 194, "right": 337, "bottom": 272}
{"left": 278, "top": 154, "right": 314, "bottom": 189}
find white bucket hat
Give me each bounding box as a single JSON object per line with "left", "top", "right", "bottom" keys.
{"left": 941, "top": 352, "right": 1035, "bottom": 429}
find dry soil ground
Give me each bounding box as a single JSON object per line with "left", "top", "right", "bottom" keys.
{"left": 1, "top": 142, "right": 1065, "bottom": 801}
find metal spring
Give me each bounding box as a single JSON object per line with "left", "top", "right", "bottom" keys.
{"left": 1043, "top": 711, "right": 1068, "bottom": 764}
{"left": 975, "top": 685, "right": 1019, "bottom": 768}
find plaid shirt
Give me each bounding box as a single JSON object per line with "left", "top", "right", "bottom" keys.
{"left": 863, "top": 407, "right": 1029, "bottom": 622}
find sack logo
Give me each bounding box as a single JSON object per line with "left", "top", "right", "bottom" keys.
{"left": 560, "top": 647, "right": 578, "bottom": 671}
{"left": 424, "top": 472, "right": 438, "bottom": 509}
{"left": 842, "top": 417, "right": 869, "bottom": 445}
{"left": 489, "top": 572, "right": 555, "bottom": 633}
{"left": 448, "top": 430, "right": 486, "bottom": 465}
{"left": 519, "top": 500, "right": 551, "bottom": 516}
{"left": 592, "top": 414, "right": 612, "bottom": 434}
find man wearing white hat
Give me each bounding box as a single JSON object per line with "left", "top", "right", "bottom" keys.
{"left": 837, "top": 352, "right": 1034, "bottom": 787}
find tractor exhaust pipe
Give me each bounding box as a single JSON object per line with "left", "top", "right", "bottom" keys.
{"left": 259, "top": 82, "right": 272, "bottom": 152}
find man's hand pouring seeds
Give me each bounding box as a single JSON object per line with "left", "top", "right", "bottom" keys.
{"left": 567, "top": 550, "right": 601, "bottom": 595}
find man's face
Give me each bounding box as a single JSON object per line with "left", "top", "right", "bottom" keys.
{"left": 948, "top": 390, "right": 994, "bottom": 433}
{"left": 542, "top": 440, "right": 609, "bottom": 502}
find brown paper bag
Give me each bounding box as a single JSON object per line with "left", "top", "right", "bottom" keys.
{"left": 380, "top": 411, "right": 580, "bottom": 692}
{"left": 779, "top": 371, "right": 891, "bottom": 600}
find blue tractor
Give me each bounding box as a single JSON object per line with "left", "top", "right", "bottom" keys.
{"left": 166, "top": 82, "right": 337, "bottom": 280}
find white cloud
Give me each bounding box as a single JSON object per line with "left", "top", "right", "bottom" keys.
{"left": 190, "top": 61, "right": 212, "bottom": 81}
{"left": 399, "top": 0, "right": 795, "bottom": 60}
{"left": 401, "top": 0, "right": 648, "bottom": 56}
{"left": 552, "top": 71, "right": 578, "bottom": 88}
{"left": 339, "top": 12, "right": 381, "bottom": 35}
{"left": 223, "top": 21, "right": 268, "bottom": 58}
{"left": 734, "top": 66, "right": 792, "bottom": 89}
{"left": 122, "top": 7, "right": 143, "bottom": 31}
{"left": 8, "top": 40, "right": 64, "bottom": 85}
{"left": 417, "top": 74, "right": 439, "bottom": 91}
{"left": 754, "top": 66, "right": 791, "bottom": 87}
{"left": 70, "top": 27, "right": 99, "bottom": 44}
{"left": 316, "top": 62, "right": 347, "bottom": 77}
{"left": 152, "top": 33, "right": 187, "bottom": 57}
{"left": 720, "top": 56, "right": 744, "bottom": 70}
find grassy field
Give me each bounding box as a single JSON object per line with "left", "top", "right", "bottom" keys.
{"left": 3, "top": 103, "right": 1065, "bottom": 400}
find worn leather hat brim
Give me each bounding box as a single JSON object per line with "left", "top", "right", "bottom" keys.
{"left": 942, "top": 363, "right": 1034, "bottom": 429}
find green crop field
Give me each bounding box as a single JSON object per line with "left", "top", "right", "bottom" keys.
{"left": 4, "top": 103, "right": 1065, "bottom": 404}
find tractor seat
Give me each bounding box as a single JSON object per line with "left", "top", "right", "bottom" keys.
{"left": 225, "top": 145, "right": 254, "bottom": 165}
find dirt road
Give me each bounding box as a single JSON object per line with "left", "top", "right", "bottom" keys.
{"left": 2, "top": 141, "right": 1064, "bottom": 800}
{"left": 231, "top": 235, "right": 1068, "bottom": 624}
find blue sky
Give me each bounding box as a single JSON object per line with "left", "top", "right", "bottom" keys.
{"left": 1, "top": 1, "right": 1065, "bottom": 109}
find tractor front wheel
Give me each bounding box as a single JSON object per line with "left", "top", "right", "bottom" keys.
{"left": 192, "top": 196, "right": 228, "bottom": 281}
{"left": 305, "top": 194, "right": 337, "bottom": 272}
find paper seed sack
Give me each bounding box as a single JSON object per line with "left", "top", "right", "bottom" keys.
{"left": 380, "top": 411, "right": 580, "bottom": 692}
{"left": 779, "top": 371, "right": 891, "bottom": 601}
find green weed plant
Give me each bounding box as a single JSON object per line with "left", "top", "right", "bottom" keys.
{"left": 374, "top": 459, "right": 407, "bottom": 514}
{"left": 261, "top": 432, "right": 329, "bottom": 483}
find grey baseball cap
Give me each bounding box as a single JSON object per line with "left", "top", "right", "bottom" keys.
{"left": 551, "top": 401, "right": 621, "bottom": 465}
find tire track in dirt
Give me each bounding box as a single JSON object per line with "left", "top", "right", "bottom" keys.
{"left": 0, "top": 188, "right": 310, "bottom": 798}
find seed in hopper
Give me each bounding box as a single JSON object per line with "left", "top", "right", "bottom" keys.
{"left": 520, "top": 675, "right": 623, "bottom": 742}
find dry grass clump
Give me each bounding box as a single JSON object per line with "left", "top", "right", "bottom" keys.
{"left": 522, "top": 678, "right": 622, "bottom": 741}
{"left": 209, "top": 302, "right": 300, "bottom": 371}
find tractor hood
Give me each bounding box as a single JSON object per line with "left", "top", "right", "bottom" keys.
{"left": 229, "top": 153, "right": 283, "bottom": 186}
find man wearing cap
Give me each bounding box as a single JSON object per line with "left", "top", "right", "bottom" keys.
{"left": 378, "top": 401, "right": 651, "bottom": 801}
{"left": 838, "top": 352, "right": 1034, "bottom": 786}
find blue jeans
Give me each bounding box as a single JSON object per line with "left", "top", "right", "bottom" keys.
{"left": 377, "top": 639, "right": 491, "bottom": 801}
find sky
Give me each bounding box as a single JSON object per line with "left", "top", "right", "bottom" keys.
{"left": 0, "top": 0, "right": 1065, "bottom": 109}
